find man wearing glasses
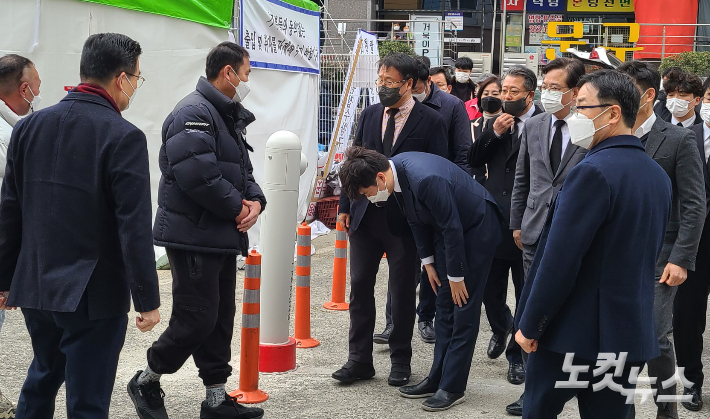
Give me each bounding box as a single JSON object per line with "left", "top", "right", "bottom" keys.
{"left": 514, "top": 70, "right": 673, "bottom": 418}
{"left": 333, "top": 53, "right": 447, "bottom": 388}
{"left": 505, "top": 58, "right": 587, "bottom": 415}
{"left": 0, "top": 33, "right": 161, "bottom": 418}
{"left": 467, "top": 66, "right": 543, "bottom": 392}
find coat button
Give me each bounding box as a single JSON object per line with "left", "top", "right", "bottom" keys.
{"left": 502, "top": 191, "right": 507, "bottom": 196}
{"left": 505, "top": 168, "right": 511, "bottom": 173}
{"left": 538, "top": 326, "right": 544, "bottom": 332}
{"left": 543, "top": 315, "right": 548, "bottom": 321}
{"left": 138, "top": 285, "right": 144, "bottom": 291}
{"left": 552, "top": 182, "right": 558, "bottom": 187}
{"left": 546, "top": 203, "right": 549, "bottom": 207}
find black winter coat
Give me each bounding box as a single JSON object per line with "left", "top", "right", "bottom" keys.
{"left": 153, "top": 77, "right": 266, "bottom": 255}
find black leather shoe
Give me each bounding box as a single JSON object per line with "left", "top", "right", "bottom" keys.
{"left": 507, "top": 362, "right": 525, "bottom": 385}
{"left": 332, "top": 360, "right": 375, "bottom": 384}
{"left": 681, "top": 387, "right": 703, "bottom": 411}
{"left": 422, "top": 389, "right": 465, "bottom": 412}
{"left": 388, "top": 364, "right": 411, "bottom": 387}
{"left": 373, "top": 324, "right": 393, "bottom": 345}
{"left": 487, "top": 327, "right": 512, "bottom": 359}
{"left": 399, "top": 377, "right": 438, "bottom": 399}
{"left": 418, "top": 321, "right": 436, "bottom": 343}
{"left": 505, "top": 393, "right": 524, "bottom": 416}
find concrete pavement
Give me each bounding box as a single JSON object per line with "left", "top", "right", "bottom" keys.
{"left": 1, "top": 231, "right": 708, "bottom": 418}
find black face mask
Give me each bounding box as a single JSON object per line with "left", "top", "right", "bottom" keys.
{"left": 480, "top": 96, "right": 502, "bottom": 114}
{"left": 378, "top": 85, "right": 403, "bottom": 108}
{"left": 502, "top": 96, "right": 529, "bottom": 116}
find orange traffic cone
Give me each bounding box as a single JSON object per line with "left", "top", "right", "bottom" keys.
{"left": 229, "top": 251, "right": 268, "bottom": 403}
{"left": 324, "top": 219, "right": 349, "bottom": 311}
{"left": 294, "top": 223, "right": 319, "bottom": 348}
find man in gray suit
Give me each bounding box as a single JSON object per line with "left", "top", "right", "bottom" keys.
{"left": 506, "top": 57, "right": 587, "bottom": 416}
{"left": 619, "top": 61, "right": 706, "bottom": 419}
{"left": 511, "top": 57, "right": 587, "bottom": 272}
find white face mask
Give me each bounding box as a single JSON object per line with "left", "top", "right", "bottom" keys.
{"left": 412, "top": 90, "right": 427, "bottom": 102}
{"left": 24, "top": 85, "right": 41, "bottom": 113}
{"left": 227, "top": 69, "right": 250, "bottom": 103}
{"left": 567, "top": 107, "right": 611, "bottom": 150}
{"left": 121, "top": 76, "right": 138, "bottom": 111}
{"left": 541, "top": 89, "right": 573, "bottom": 114}
{"left": 666, "top": 97, "right": 692, "bottom": 118}
{"left": 700, "top": 102, "right": 710, "bottom": 127}
{"left": 367, "top": 178, "right": 391, "bottom": 204}
{"left": 455, "top": 71, "right": 470, "bottom": 84}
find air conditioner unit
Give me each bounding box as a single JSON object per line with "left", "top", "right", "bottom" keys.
{"left": 457, "top": 52, "right": 493, "bottom": 79}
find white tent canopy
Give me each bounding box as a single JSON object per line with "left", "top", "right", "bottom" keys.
{"left": 0, "top": 0, "right": 319, "bottom": 254}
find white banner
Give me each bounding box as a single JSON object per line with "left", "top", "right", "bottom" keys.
{"left": 240, "top": 0, "right": 320, "bottom": 74}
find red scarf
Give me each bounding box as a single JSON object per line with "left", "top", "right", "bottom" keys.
{"left": 73, "top": 83, "right": 121, "bottom": 114}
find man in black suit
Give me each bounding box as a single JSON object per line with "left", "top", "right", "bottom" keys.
{"left": 0, "top": 33, "right": 161, "bottom": 418}
{"left": 338, "top": 147, "right": 502, "bottom": 411}
{"left": 662, "top": 70, "right": 704, "bottom": 128}
{"left": 378, "top": 55, "right": 473, "bottom": 345}
{"left": 515, "top": 69, "right": 673, "bottom": 419}
{"left": 673, "top": 77, "right": 710, "bottom": 412}
{"left": 333, "top": 53, "right": 448, "bottom": 387}
{"left": 619, "top": 61, "right": 706, "bottom": 419}
{"left": 467, "top": 66, "right": 543, "bottom": 388}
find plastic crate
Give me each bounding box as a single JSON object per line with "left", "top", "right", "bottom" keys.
{"left": 317, "top": 196, "right": 340, "bottom": 229}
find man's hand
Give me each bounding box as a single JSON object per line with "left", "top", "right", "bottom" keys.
{"left": 513, "top": 230, "right": 523, "bottom": 250}
{"left": 0, "top": 291, "right": 16, "bottom": 311}
{"left": 516, "top": 330, "right": 538, "bottom": 353}
{"left": 338, "top": 213, "right": 350, "bottom": 234}
{"left": 424, "top": 264, "right": 441, "bottom": 295}
{"left": 450, "top": 280, "right": 469, "bottom": 308}
{"left": 238, "top": 200, "right": 261, "bottom": 233}
{"left": 659, "top": 262, "right": 687, "bottom": 286}
{"left": 235, "top": 204, "right": 250, "bottom": 224}
{"left": 136, "top": 309, "right": 160, "bottom": 332}
{"left": 493, "top": 113, "right": 516, "bottom": 136}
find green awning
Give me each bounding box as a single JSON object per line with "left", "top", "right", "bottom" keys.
{"left": 77, "top": 0, "right": 320, "bottom": 29}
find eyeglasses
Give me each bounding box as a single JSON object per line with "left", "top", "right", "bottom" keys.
{"left": 570, "top": 104, "right": 611, "bottom": 116}
{"left": 125, "top": 72, "right": 145, "bottom": 89}
{"left": 500, "top": 89, "right": 528, "bottom": 97}
{"left": 540, "top": 85, "right": 571, "bottom": 93}
{"left": 376, "top": 79, "right": 406, "bottom": 89}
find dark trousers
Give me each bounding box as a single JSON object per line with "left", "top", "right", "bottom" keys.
{"left": 483, "top": 257, "right": 524, "bottom": 364}
{"left": 348, "top": 205, "right": 418, "bottom": 366}
{"left": 384, "top": 266, "right": 435, "bottom": 326}
{"left": 674, "top": 222, "right": 710, "bottom": 390}
{"left": 148, "top": 249, "right": 236, "bottom": 386}
{"left": 16, "top": 295, "right": 127, "bottom": 419}
{"left": 427, "top": 220, "right": 498, "bottom": 393}
{"left": 524, "top": 347, "right": 643, "bottom": 419}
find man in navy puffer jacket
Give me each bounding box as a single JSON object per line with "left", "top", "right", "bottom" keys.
{"left": 129, "top": 42, "right": 266, "bottom": 419}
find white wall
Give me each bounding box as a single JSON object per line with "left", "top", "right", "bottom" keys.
{"left": 0, "top": 0, "right": 319, "bottom": 249}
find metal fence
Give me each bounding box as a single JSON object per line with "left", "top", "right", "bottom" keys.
{"left": 318, "top": 13, "right": 458, "bottom": 149}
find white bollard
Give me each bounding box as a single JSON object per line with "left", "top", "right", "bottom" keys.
{"left": 258, "top": 130, "right": 308, "bottom": 373}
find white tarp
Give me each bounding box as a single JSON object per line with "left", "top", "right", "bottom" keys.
{"left": 240, "top": 0, "right": 319, "bottom": 74}
{"left": 0, "top": 0, "right": 319, "bottom": 251}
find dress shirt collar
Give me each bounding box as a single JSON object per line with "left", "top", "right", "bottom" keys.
{"left": 671, "top": 113, "right": 695, "bottom": 128}
{"left": 518, "top": 103, "right": 536, "bottom": 123}
{"left": 635, "top": 112, "right": 657, "bottom": 138}
{"left": 389, "top": 160, "right": 402, "bottom": 193}
{"left": 387, "top": 96, "right": 415, "bottom": 115}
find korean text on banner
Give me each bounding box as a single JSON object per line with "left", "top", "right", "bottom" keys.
{"left": 240, "top": 0, "right": 320, "bottom": 74}
{"left": 567, "top": 0, "right": 634, "bottom": 12}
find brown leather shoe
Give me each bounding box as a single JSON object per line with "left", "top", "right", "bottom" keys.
{"left": 656, "top": 403, "right": 678, "bottom": 419}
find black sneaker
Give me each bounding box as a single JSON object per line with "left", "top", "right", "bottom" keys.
{"left": 127, "top": 371, "right": 169, "bottom": 419}
{"left": 200, "top": 393, "right": 264, "bottom": 419}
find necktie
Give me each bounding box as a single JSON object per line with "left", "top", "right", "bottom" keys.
{"left": 511, "top": 117, "right": 522, "bottom": 140}
{"left": 383, "top": 108, "right": 399, "bottom": 157}
{"left": 677, "top": 122, "right": 683, "bottom": 127}
{"left": 550, "top": 120, "right": 565, "bottom": 173}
